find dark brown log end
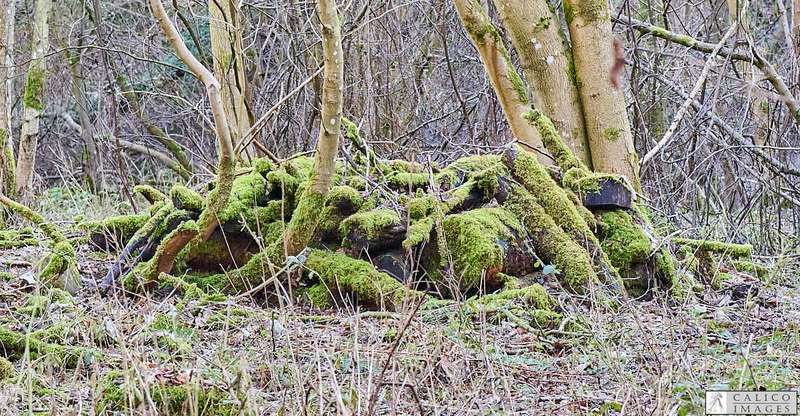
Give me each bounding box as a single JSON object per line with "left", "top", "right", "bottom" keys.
{"left": 581, "top": 177, "right": 633, "bottom": 210}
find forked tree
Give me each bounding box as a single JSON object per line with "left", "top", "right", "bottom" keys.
{"left": 454, "top": 0, "right": 639, "bottom": 185}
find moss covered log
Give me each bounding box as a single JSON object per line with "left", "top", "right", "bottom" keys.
{"left": 0, "top": 194, "right": 81, "bottom": 293}
{"left": 84, "top": 114, "right": 730, "bottom": 309}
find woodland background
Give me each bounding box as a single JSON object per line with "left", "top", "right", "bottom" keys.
{"left": 0, "top": 0, "right": 798, "bottom": 414}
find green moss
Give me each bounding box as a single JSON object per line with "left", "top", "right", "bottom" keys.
{"left": 0, "top": 326, "right": 89, "bottom": 367}
{"left": 269, "top": 188, "right": 327, "bottom": 261}
{"left": 218, "top": 168, "right": 270, "bottom": 223}
{"left": 565, "top": 47, "right": 579, "bottom": 88}
{"left": 442, "top": 208, "right": 523, "bottom": 287}
{"left": 252, "top": 157, "right": 277, "bottom": 175}
{"left": 434, "top": 168, "right": 460, "bottom": 190}
{"left": 0, "top": 129, "right": 15, "bottom": 194}
{"left": 342, "top": 117, "right": 360, "bottom": 143}
{"left": 507, "top": 64, "right": 530, "bottom": 104}
{"left": 98, "top": 371, "right": 236, "bottom": 414}
{"left": 24, "top": 68, "right": 46, "bottom": 111}
{"left": 525, "top": 110, "right": 585, "bottom": 171}
{"left": 485, "top": 283, "right": 555, "bottom": 310}
{"left": 604, "top": 127, "right": 621, "bottom": 142}
{"left": 597, "top": 210, "right": 651, "bottom": 274}
{"left": 731, "top": 260, "right": 770, "bottom": 280}
{"left": 17, "top": 288, "right": 74, "bottom": 317}
{"left": 673, "top": 238, "right": 752, "bottom": 258}
{"left": 35, "top": 241, "right": 81, "bottom": 294}
{"left": 298, "top": 283, "right": 332, "bottom": 309}
{"left": 0, "top": 228, "right": 38, "bottom": 248}
{"left": 385, "top": 171, "right": 430, "bottom": 188}
{"left": 502, "top": 184, "right": 596, "bottom": 291}
{"left": 79, "top": 213, "right": 150, "bottom": 246}
{"left": 170, "top": 185, "right": 204, "bottom": 211}
{"left": 404, "top": 216, "right": 435, "bottom": 249}
{"left": 434, "top": 155, "right": 500, "bottom": 190}
{"left": 0, "top": 356, "right": 13, "bottom": 380}
{"left": 347, "top": 175, "right": 367, "bottom": 191}
{"left": 305, "top": 249, "right": 425, "bottom": 309}
{"left": 407, "top": 196, "right": 435, "bottom": 219}
{"left": 340, "top": 209, "right": 401, "bottom": 241}
{"left": 133, "top": 185, "right": 166, "bottom": 203}
{"left": 326, "top": 185, "right": 362, "bottom": 208}
{"left": 496, "top": 272, "right": 520, "bottom": 290}
{"left": 265, "top": 168, "right": 300, "bottom": 192}
{"left": 503, "top": 145, "right": 595, "bottom": 240}
{"left": 656, "top": 246, "right": 677, "bottom": 281}
{"left": 564, "top": 3, "right": 575, "bottom": 25}
{"left": 0, "top": 195, "right": 67, "bottom": 244}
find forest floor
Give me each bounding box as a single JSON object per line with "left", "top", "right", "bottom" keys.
{"left": 1, "top": 192, "right": 799, "bottom": 415}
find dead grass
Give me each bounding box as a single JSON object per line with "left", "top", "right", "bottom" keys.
{"left": 0, "top": 239, "right": 798, "bottom": 415}
{"left": 1, "top": 189, "right": 798, "bottom": 415}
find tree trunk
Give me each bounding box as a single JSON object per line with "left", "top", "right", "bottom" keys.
{"left": 492, "top": 0, "right": 592, "bottom": 167}
{"left": 150, "top": 0, "right": 235, "bottom": 237}
{"left": 281, "top": 0, "right": 344, "bottom": 257}
{"left": 452, "top": 0, "right": 548, "bottom": 163}
{"left": 209, "top": 0, "right": 259, "bottom": 162}
{"left": 564, "top": 0, "right": 640, "bottom": 187}
{"left": 63, "top": 36, "right": 102, "bottom": 192}
{"left": 16, "top": 0, "right": 52, "bottom": 196}
{"left": 0, "top": 0, "right": 15, "bottom": 198}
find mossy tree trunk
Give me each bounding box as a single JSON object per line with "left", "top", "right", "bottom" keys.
{"left": 280, "top": 0, "right": 344, "bottom": 258}
{"left": 563, "top": 0, "right": 640, "bottom": 188}
{"left": 491, "top": 0, "right": 592, "bottom": 167}
{"left": 146, "top": 0, "right": 235, "bottom": 276}
{"left": 452, "top": 0, "right": 549, "bottom": 164}
{"left": 60, "top": 11, "right": 102, "bottom": 193}
{"left": 0, "top": 0, "right": 15, "bottom": 200}
{"left": 16, "top": 0, "right": 52, "bottom": 197}
{"left": 209, "top": 0, "right": 259, "bottom": 162}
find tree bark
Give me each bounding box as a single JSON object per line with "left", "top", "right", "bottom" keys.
{"left": 492, "top": 0, "right": 592, "bottom": 167}
{"left": 564, "top": 0, "right": 640, "bottom": 186}
{"left": 281, "top": 0, "right": 344, "bottom": 257}
{"left": 16, "top": 0, "right": 52, "bottom": 196}
{"left": 209, "top": 0, "right": 259, "bottom": 162}
{"left": 63, "top": 36, "right": 102, "bottom": 192}
{"left": 150, "top": 0, "right": 234, "bottom": 245}
{"left": 0, "top": 0, "right": 15, "bottom": 198}
{"left": 452, "top": 0, "right": 548, "bottom": 163}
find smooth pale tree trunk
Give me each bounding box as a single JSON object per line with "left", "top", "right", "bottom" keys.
{"left": 452, "top": 0, "right": 549, "bottom": 163}
{"left": 564, "top": 0, "right": 640, "bottom": 186}
{"left": 209, "top": 0, "right": 259, "bottom": 162}
{"left": 150, "top": 0, "right": 234, "bottom": 242}
{"left": 281, "top": 0, "right": 344, "bottom": 257}
{"left": 16, "top": 0, "right": 51, "bottom": 196}
{"left": 0, "top": 0, "right": 16, "bottom": 198}
{"left": 492, "top": 0, "right": 592, "bottom": 167}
